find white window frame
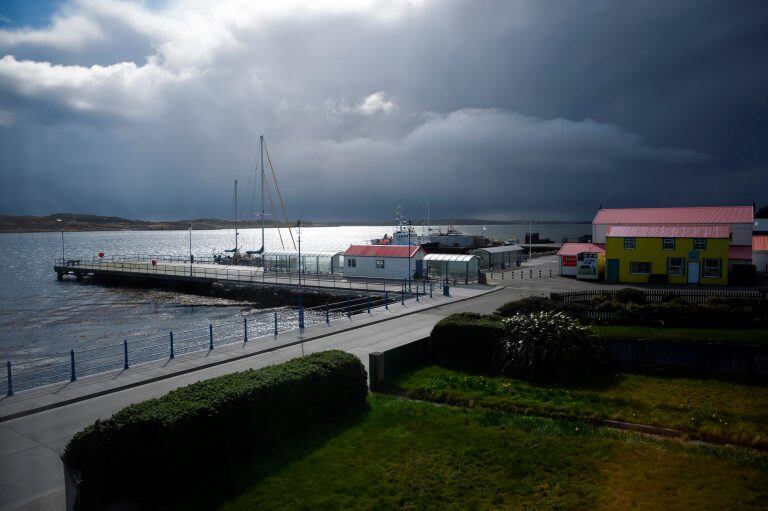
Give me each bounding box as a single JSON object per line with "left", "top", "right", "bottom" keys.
{"left": 630, "top": 261, "right": 651, "bottom": 275}
{"left": 346, "top": 258, "right": 356, "bottom": 268}
{"left": 703, "top": 258, "right": 722, "bottom": 279}
{"left": 667, "top": 257, "right": 684, "bottom": 276}
{"left": 624, "top": 237, "right": 636, "bottom": 250}
{"left": 693, "top": 238, "right": 707, "bottom": 250}
{"left": 662, "top": 238, "right": 675, "bottom": 250}
{"left": 375, "top": 259, "right": 385, "bottom": 269}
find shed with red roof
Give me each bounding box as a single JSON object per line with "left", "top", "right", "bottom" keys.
{"left": 342, "top": 245, "right": 425, "bottom": 280}
{"left": 557, "top": 243, "right": 605, "bottom": 278}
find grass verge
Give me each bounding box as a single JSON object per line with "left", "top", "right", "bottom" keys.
{"left": 213, "top": 394, "right": 768, "bottom": 510}
{"left": 393, "top": 365, "right": 768, "bottom": 449}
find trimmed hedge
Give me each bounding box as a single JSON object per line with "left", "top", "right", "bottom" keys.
{"left": 429, "top": 313, "right": 506, "bottom": 366}
{"left": 495, "top": 297, "right": 589, "bottom": 320}
{"left": 63, "top": 350, "right": 367, "bottom": 510}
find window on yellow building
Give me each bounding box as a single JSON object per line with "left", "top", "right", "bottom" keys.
{"left": 624, "top": 237, "right": 636, "bottom": 249}
{"left": 703, "top": 258, "right": 721, "bottom": 278}
{"left": 667, "top": 257, "right": 684, "bottom": 275}
{"left": 630, "top": 262, "right": 651, "bottom": 274}
{"left": 694, "top": 238, "right": 707, "bottom": 250}
{"left": 662, "top": 238, "right": 675, "bottom": 250}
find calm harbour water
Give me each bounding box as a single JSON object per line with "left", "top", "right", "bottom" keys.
{"left": 0, "top": 223, "right": 589, "bottom": 362}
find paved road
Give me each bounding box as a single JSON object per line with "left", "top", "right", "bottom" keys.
{"left": 0, "top": 274, "right": 600, "bottom": 510}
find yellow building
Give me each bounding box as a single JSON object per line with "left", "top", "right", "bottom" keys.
{"left": 604, "top": 225, "right": 729, "bottom": 285}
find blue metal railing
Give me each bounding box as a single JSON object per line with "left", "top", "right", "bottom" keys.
{"left": 2, "top": 291, "right": 425, "bottom": 397}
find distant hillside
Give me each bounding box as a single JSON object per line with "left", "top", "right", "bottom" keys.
{"left": 0, "top": 213, "right": 589, "bottom": 233}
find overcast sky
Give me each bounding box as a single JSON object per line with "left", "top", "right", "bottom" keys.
{"left": 0, "top": 0, "right": 766, "bottom": 221}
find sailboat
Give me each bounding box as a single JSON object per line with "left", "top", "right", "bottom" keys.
{"left": 244, "top": 134, "right": 295, "bottom": 261}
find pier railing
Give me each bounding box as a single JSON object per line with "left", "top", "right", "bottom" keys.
{"left": 55, "top": 257, "right": 471, "bottom": 291}
{"left": 2, "top": 287, "right": 434, "bottom": 397}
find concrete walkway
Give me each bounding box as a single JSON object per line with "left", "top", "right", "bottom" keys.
{"left": 0, "top": 275, "right": 605, "bottom": 510}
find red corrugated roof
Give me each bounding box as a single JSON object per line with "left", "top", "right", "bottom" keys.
{"left": 343, "top": 245, "right": 422, "bottom": 258}
{"left": 605, "top": 225, "right": 729, "bottom": 238}
{"left": 593, "top": 206, "right": 753, "bottom": 225}
{"left": 753, "top": 236, "right": 768, "bottom": 252}
{"left": 729, "top": 245, "right": 753, "bottom": 260}
{"left": 557, "top": 243, "right": 605, "bottom": 256}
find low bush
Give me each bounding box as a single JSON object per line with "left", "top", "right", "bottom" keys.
{"left": 429, "top": 313, "right": 506, "bottom": 366}
{"left": 495, "top": 297, "right": 590, "bottom": 320}
{"left": 496, "top": 311, "right": 604, "bottom": 382}
{"left": 63, "top": 350, "right": 368, "bottom": 510}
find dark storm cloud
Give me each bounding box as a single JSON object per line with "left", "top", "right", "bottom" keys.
{"left": 0, "top": 0, "right": 766, "bottom": 221}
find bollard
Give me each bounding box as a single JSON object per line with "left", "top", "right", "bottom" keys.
{"left": 529, "top": 269, "right": 532, "bottom": 278}
{"left": 274, "top": 311, "right": 278, "bottom": 336}
{"left": 429, "top": 282, "right": 433, "bottom": 298}
{"left": 539, "top": 269, "right": 541, "bottom": 278}
{"left": 6, "top": 361, "right": 12, "bottom": 397}
{"left": 385, "top": 291, "right": 389, "bottom": 309}
{"left": 123, "top": 340, "right": 129, "bottom": 370}
{"left": 401, "top": 287, "right": 405, "bottom": 305}
{"left": 244, "top": 317, "right": 248, "bottom": 343}
{"left": 70, "top": 350, "right": 76, "bottom": 382}
{"left": 502, "top": 272, "right": 504, "bottom": 280}
{"left": 169, "top": 331, "right": 175, "bottom": 359}
{"left": 367, "top": 297, "right": 371, "bottom": 314}
{"left": 299, "top": 305, "right": 305, "bottom": 329}
{"left": 326, "top": 303, "right": 330, "bottom": 324}
{"left": 549, "top": 269, "right": 552, "bottom": 278}
{"left": 416, "top": 289, "right": 420, "bottom": 302}
{"left": 209, "top": 324, "right": 214, "bottom": 350}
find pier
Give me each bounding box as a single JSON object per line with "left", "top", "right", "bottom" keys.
{"left": 54, "top": 256, "right": 424, "bottom": 295}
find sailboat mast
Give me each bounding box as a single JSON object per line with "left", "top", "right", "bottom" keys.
{"left": 234, "top": 179, "right": 239, "bottom": 252}
{"left": 260, "top": 134, "right": 265, "bottom": 258}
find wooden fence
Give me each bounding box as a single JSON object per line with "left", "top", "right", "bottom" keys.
{"left": 550, "top": 288, "right": 768, "bottom": 305}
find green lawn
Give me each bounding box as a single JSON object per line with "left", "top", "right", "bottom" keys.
{"left": 210, "top": 395, "right": 767, "bottom": 510}
{"left": 592, "top": 325, "right": 768, "bottom": 344}
{"left": 393, "top": 365, "right": 768, "bottom": 449}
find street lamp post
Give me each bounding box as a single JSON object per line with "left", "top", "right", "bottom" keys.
{"left": 188, "top": 224, "right": 193, "bottom": 277}
{"left": 296, "top": 220, "right": 304, "bottom": 330}
{"left": 56, "top": 218, "right": 64, "bottom": 263}
{"left": 407, "top": 220, "right": 412, "bottom": 292}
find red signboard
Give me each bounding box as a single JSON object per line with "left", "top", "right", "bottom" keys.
{"left": 561, "top": 255, "right": 577, "bottom": 267}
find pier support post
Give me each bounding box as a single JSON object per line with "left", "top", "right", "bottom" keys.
{"left": 123, "top": 340, "right": 129, "bottom": 370}
{"left": 70, "top": 350, "right": 76, "bottom": 382}
{"left": 6, "top": 361, "right": 12, "bottom": 397}
{"left": 243, "top": 317, "right": 248, "bottom": 343}
{"left": 274, "top": 311, "right": 278, "bottom": 336}
{"left": 169, "top": 331, "right": 175, "bottom": 359}
{"left": 209, "top": 324, "right": 214, "bottom": 350}
{"left": 57, "top": 271, "right": 63, "bottom": 281}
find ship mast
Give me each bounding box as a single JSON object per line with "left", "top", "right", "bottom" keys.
{"left": 260, "top": 134, "right": 265, "bottom": 261}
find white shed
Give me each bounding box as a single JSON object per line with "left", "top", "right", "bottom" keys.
{"left": 469, "top": 245, "right": 524, "bottom": 270}
{"left": 342, "top": 245, "right": 425, "bottom": 280}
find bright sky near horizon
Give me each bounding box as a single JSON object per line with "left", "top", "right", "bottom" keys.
{"left": 0, "top": 0, "right": 766, "bottom": 221}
